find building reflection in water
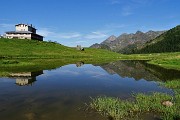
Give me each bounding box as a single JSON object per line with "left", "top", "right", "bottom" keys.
{"left": 10, "top": 71, "right": 43, "bottom": 86}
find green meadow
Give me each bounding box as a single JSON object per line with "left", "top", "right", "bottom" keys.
{"left": 0, "top": 38, "right": 179, "bottom": 71}
{"left": 0, "top": 38, "right": 180, "bottom": 119}
{"left": 0, "top": 38, "right": 121, "bottom": 59}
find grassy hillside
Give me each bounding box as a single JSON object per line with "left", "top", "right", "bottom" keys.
{"left": 0, "top": 38, "right": 121, "bottom": 59}
{"left": 137, "top": 25, "right": 180, "bottom": 53}
{"left": 0, "top": 38, "right": 179, "bottom": 75}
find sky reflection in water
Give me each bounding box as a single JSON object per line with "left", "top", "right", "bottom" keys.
{"left": 0, "top": 61, "right": 179, "bottom": 120}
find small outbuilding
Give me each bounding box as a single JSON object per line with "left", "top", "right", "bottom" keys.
{"left": 76, "top": 45, "right": 84, "bottom": 51}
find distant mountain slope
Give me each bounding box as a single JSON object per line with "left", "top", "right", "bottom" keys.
{"left": 89, "top": 43, "right": 111, "bottom": 50}
{"left": 90, "top": 30, "right": 164, "bottom": 54}
{"left": 101, "top": 35, "right": 117, "bottom": 45}
{"left": 90, "top": 35, "right": 116, "bottom": 50}
{"left": 137, "top": 25, "right": 180, "bottom": 53}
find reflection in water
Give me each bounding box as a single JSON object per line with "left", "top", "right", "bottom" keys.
{"left": 142, "top": 61, "right": 180, "bottom": 81}
{"left": 76, "top": 61, "right": 84, "bottom": 67}
{"left": 0, "top": 61, "right": 179, "bottom": 120}
{"left": 10, "top": 71, "right": 43, "bottom": 86}
{"left": 99, "top": 60, "right": 180, "bottom": 81}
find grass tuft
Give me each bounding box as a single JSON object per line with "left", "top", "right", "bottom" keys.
{"left": 90, "top": 80, "right": 180, "bottom": 120}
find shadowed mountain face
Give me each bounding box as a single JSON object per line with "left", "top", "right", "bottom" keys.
{"left": 90, "top": 31, "right": 165, "bottom": 54}
{"left": 97, "top": 60, "right": 180, "bottom": 81}
{"left": 137, "top": 25, "right": 180, "bottom": 53}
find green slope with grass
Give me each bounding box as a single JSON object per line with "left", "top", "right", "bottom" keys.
{"left": 0, "top": 38, "right": 121, "bottom": 59}
{"left": 0, "top": 38, "right": 180, "bottom": 73}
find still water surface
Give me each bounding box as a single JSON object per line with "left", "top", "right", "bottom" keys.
{"left": 0, "top": 61, "right": 179, "bottom": 120}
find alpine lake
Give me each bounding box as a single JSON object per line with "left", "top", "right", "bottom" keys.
{"left": 0, "top": 60, "right": 179, "bottom": 120}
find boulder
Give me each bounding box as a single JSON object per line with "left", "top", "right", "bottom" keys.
{"left": 162, "top": 101, "right": 173, "bottom": 107}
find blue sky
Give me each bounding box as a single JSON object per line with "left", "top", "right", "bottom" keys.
{"left": 0, "top": 0, "right": 180, "bottom": 47}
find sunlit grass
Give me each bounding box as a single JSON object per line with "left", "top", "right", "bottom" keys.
{"left": 0, "top": 38, "right": 179, "bottom": 76}
{"left": 0, "top": 38, "right": 122, "bottom": 59}
{"left": 90, "top": 80, "right": 180, "bottom": 120}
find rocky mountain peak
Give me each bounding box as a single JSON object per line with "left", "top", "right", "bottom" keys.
{"left": 136, "top": 31, "right": 144, "bottom": 34}
{"left": 90, "top": 30, "right": 165, "bottom": 54}
{"left": 107, "top": 35, "right": 117, "bottom": 41}
{"left": 146, "top": 30, "right": 155, "bottom": 34}
{"left": 101, "top": 35, "right": 117, "bottom": 44}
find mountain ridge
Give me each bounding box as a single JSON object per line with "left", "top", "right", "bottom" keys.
{"left": 137, "top": 25, "right": 180, "bottom": 53}
{"left": 90, "top": 30, "right": 165, "bottom": 53}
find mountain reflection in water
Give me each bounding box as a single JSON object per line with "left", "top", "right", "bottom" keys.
{"left": 0, "top": 60, "right": 179, "bottom": 120}
{"left": 98, "top": 60, "right": 180, "bottom": 81}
